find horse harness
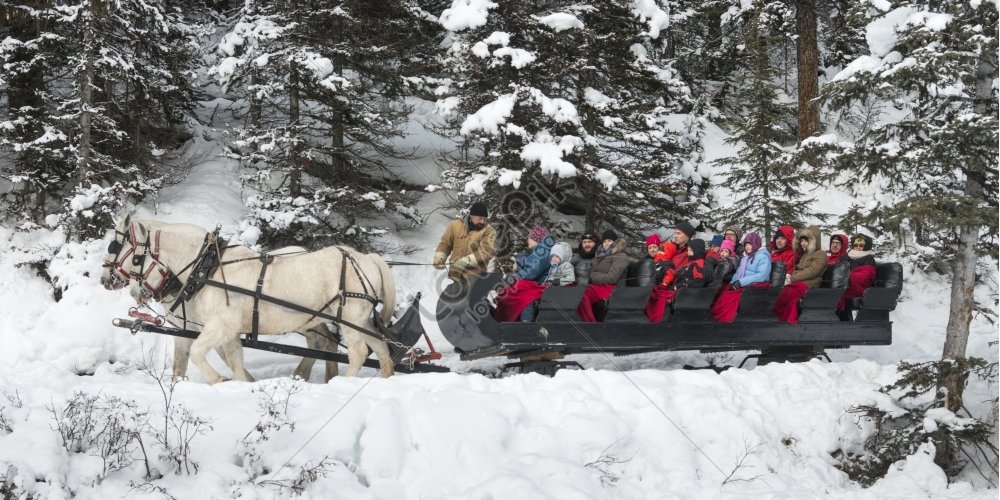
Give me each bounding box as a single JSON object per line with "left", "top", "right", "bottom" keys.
{"left": 120, "top": 223, "right": 404, "bottom": 352}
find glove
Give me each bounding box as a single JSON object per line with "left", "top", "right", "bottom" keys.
{"left": 432, "top": 252, "right": 447, "bottom": 270}
{"left": 730, "top": 281, "right": 742, "bottom": 291}
{"left": 452, "top": 254, "right": 477, "bottom": 271}
{"left": 784, "top": 273, "right": 792, "bottom": 286}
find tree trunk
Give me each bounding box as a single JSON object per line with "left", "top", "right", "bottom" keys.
{"left": 938, "top": 55, "right": 993, "bottom": 413}
{"left": 763, "top": 173, "right": 772, "bottom": 242}
{"left": 77, "top": 10, "right": 96, "bottom": 185}
{"left": 329, "top": 58, "right": 345, "bottom": 183}
{"left": 288, "top": 63, "right": 302, "bottom": 197}
{"left": 249, "top": 69, "right": 261, "bottom": 129}
{"left": 795, "top": 0, "right": 820, "bottom": 140}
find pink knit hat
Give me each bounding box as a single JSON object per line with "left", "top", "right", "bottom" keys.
{"left": 528, "top": 226, "right": 549, "bottom": 242}
{"left": 721, "top": 239, "right": 736, "bottom": 253}
{"left": 645, "top": 234, "right": 661, "bottom": 246}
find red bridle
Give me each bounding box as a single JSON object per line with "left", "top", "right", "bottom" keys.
{"left": 104, "top": 223, "right": 179, "bottom": 300}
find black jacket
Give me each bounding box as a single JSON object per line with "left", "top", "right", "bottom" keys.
{"left": 672, "top": 240, "right": 711, "bottom": 290}
{"left": 707, "top": 255, "right": 736, "bottom": 287}
{"left": 571, "top": 247, "right": 595, "bottom": 286}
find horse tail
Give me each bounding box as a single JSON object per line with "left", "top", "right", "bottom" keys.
{"left": 372, "top": 254, "right": 396, "bottom": 326}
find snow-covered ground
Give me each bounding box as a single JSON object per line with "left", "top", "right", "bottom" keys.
{"left": 0, "top": 100, "right": 996, "bottom": 498}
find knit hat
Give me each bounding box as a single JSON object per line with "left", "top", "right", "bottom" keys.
{"left": 709, "top": 235, "right": 725, "bottom": 247}
{"left": 645, "top": 234, "right": 661, "bottom": 246}
{"left": 469, "top": 201, "right": 488, "bottom": 217}
{"left": 675, "top": 221, "right": 696, "bottom": 238}
{"left": 688, "top": 239, "right": 706, "bottom": 259}
{"left": 724, "top": 225, "right": 743, "bottom": 242}
{"left": 743, "top": 232, "right": 763, "bottom": 254}
{"left": 528, "top": 225, "right": 549, "bottom": 243}
{"left": 601, "top": 229, "right": 619, "bottom": 242}
{"left": 721, "top": 240, "right": 736, "bottom": 254}
{"left": 580, "top": 231, "right": 598, "bottom": 243}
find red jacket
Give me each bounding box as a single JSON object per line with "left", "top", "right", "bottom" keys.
{"left": 654, "top": 241, "right": 689, "bottom": 286}
{"left": 671, "top": 239, "right": 708, "bottom": 289}
{"left": 673, "top": 258, "right": 706, "bottom": 289}
{"left": 770, "top": 225, "right": 797, "bottom": 272}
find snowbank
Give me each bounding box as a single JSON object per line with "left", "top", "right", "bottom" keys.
{"left": 0, "top": 349, "right": 992, "bottom": 499}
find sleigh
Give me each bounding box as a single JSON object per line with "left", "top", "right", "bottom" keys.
{"left": 437, "top": 261, "right": 903, "bottom": 374}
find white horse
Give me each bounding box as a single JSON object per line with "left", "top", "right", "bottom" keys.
{"left": 101, "top": 218, "right": 397, "bottom": 383}
{"left": 117, "top": 244, "right": 342, "bottom": 383}
{"left": 107, "top": 231, "right": 344, "bottom": 382}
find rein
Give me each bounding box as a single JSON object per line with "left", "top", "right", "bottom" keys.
{"left": 383, "top": 261, "right": 436, "bottom": 267}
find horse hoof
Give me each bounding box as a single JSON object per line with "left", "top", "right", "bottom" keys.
{"left": 209, "top": 376, "right": 230, "bottom": 384}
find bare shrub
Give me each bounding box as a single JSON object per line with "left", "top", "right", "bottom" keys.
{"left": 258, "top": 457, "right": 342, "bottom": 496}
{"left": 239, "top": 379, "right": 304, "bottom": 478}
{"left": 584, "top": 440, "right": 635, "bottom": 487}
{"left": 137, "top": 349, "right": 212, "bottom": 476}
{"left": 48, "top": 392, "right": 150, "bottom": 480}
{"left": 0, "top": 390, "right": 24, "bottom": 434}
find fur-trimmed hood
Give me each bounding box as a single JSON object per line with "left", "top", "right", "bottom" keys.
{"left": 596, "top": 237, "right": 626, "bottom": 258}
{"left": 796, "top": 226, "right": 822, "bottom": 253}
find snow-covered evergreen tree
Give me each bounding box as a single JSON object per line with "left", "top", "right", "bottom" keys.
{"left": 435, "top": 0, "right": 703, "bottom": 252}
{"left": 818, "top": 0, "right": 869, "bottom": 69}
{"left": 0, "top": 0, "right": 203, "bottom": 238}
{"left": 822, "top": 0, "right": 998, "bottom": 264}
{"left": 0, "top": 4, "right": 73, "bottom": 226}
{"left": 821, "top": 0, "right": 998, "bottom": 413}
{"left": 712, "top": 0, "right": 827, "bottom": 239}
{"left": 212, "top": 0, "right": 432, "bottom": 251}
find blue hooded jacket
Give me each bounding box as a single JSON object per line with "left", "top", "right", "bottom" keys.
{"left": 734, "top": 247, "right": 772, "bottom": 287}
{"left": 516, "top": 236, "right": 555, "bottom": 283}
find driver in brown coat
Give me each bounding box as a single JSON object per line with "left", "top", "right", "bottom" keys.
{"left": 433, "top": 202, "right": 497, "bottom": 281}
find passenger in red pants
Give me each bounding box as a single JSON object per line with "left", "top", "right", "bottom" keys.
{"left": 576, "top": 230, "right": 629, "bottom": 322}
{"left": 644, "top": 222, "right": 695, "bottom": 322}
{"left": 837, "top": 234, "right": 878, "bottom": 319}
{"left": 646, "top": 238, "right": 708, "bottom": 323}
{"left": 494, "top": 226, "right": 553, "bottom": 322}
{"left": 710, "top": 232, "right": 770, "bottom": 322}
{"left": 773, "top": 227, "right": 828, "bottom": 325}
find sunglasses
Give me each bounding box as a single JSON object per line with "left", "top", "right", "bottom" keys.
{"left": 853, "top": 243, "right": 865, "bottom": 249}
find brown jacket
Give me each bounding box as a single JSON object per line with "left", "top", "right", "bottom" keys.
{"left": 435, "top": 217, "right": 497, "bottom": 281}
{"left": 589, "top": 238, "right": 630, "bottom": 285}
{"left": 790, "top": 226, "right": 828, "bottom": 288}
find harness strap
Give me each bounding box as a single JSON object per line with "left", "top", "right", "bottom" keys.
{"left": 250, "top": 254, "right": 274, "bottom": 341}
{"left": 210, "top": 230, "right": 231, "bottom": 306}
{"left": 220, "top": 251, "right": 308, "bottom": 266}
{"left": 311, "top": 292, "right": 343, "bottom": 324}
{"left": 170, "top": 237, "right": 211, "bottom": 313}
{"left": 337, "top": 247, "right": 381, "bottom": 305}
{"left": 168, "top": 230, "right": 227, "bottom": 326}
{"left": 337, "top": 252, "right": 348, "bottom": 325}
{"left": 193, "top": 277, "right": 392, "bottom": 344}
